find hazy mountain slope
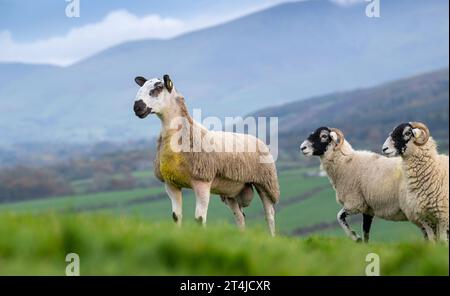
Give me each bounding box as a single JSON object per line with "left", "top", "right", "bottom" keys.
{"left": 253, "top": 68, "right": 449, "bottom": 154}
{"left": 0, "top": 63, "right": 59, "bottom": 86}
{"left": 0, "top": 0, "right": 448, "bottom": 144}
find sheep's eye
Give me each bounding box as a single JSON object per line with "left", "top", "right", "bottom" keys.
{"left": 149, "top": 86, "right": 162, "bottom": 97}
{"left": 405, "top": 131, "right": 412, "bottom": 137}
{"left": 321, "top": 134, "right": 328, "bottom": 139}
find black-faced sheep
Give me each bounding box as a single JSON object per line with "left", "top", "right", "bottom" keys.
{"left": 383, "top": 122, "right": 449, "bottom": 242}
{"left": 300, "top": 127, "right": 420, "bottom": 242}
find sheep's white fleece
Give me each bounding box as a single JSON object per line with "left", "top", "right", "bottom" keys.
{"left": 320, "top": 141, "right": 408, "bottom": 221}
{"left": 399, "top": 137, "right": 449, "bottom": 240}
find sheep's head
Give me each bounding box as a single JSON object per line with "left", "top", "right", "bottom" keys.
{"left": 382, "top": 122, "right": 430, "bottom": 157}
{"left": 300, "top": 127, "right": 345, "bottom": 157}
{"left": 133, "top": 74, "right": 175, "bottom": 118}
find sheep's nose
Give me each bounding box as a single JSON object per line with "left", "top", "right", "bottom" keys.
{"left": 382, "top": 147, "right": 388, "bottom": 153}
{"left": 300, "top": 146, "right": 307, "bottom": 151}
{"left": 134, "top": 100, "right": 146, "bottom": 113}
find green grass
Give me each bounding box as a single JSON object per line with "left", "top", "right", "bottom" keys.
{"left": 0, "top": 167, "right": 435, "bottom": 243}
{"left": 70, "top": 170, "right": 159, "bottom": 194}
{"left": 0, "top": 213, "right": 447, "bottom": 275}
{"left": 0, "top": 187, "right": 164, "bottom": 213}
{"left": 321, "top": 220, "right": 423, "bottom": 242}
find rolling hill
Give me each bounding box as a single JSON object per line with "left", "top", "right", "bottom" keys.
{"left": 252, "top": 68, "right": 449, "bottom": 155}
{"left": 0, "top": 63, "right": 59, "bottom": 86}
{"left": 0, "top": 0, "right": 448, "bottom": 145}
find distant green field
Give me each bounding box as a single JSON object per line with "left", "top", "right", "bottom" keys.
{"left": 0, "top": 166, "right": 425, "bottom": 242}
{"left": 0, "top": 214, "right": 447, "bottom": 275}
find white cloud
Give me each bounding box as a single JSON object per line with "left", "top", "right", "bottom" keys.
{"left": 0, "top": 10, "right": 186, "bottom": 66}
{"left": 0, "top": 1, "right": 299, "bottom": 66}
{"left": 329, "top": 0, "right": 365, "bottom": 6}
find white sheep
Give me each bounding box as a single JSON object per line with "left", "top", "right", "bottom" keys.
{"left": 382, "top": 122, "right": 449, "bottom": 242}
{"left": 132, "top": 74, "right": 280, "bottom": 236}
{"left": 300, "top": 127, "right": 421, "bottom": 242}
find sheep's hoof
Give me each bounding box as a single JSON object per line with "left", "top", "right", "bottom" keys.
{"left": 172, "top": 212, "right": 178, "bottom": 223}
{"left": 363, "top": 235, "right": 370, "bottom": 243}
{"left": 355, "top": 237, "right": 363, "bottom": 243}
{"left": 195, "top": 216, "right": 203, "bottom": 224}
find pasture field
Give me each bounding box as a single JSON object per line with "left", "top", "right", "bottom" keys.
{"left": 0, "top": 166, "right": 424, "bottom": 242}
{"left": 0, "top": 213, "right": 447, "bottom": 275}
{"left": 0, "top": 165, "right": 447, "bottom": 275}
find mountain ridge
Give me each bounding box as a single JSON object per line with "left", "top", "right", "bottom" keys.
{"left": 0, "top": 0, "right": 448, "bottom": 145}
{"left": 251, "top": 68, "right": 449, "bottom": 155}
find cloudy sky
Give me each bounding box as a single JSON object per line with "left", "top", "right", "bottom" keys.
{"left": 0, "top": 0, "right": 359, "bottom": 66}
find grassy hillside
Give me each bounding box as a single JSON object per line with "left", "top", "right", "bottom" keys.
{"left": 0, "top": 164, "right": 445, "bottom": 276}
{"left": 254, "top": 68, "right": 449, "bottom": 156}
{"left": 0, "top": 166, "right": 425, "bottom": 243}
{"left": 0, "top": 213, "right": 447, "bottom": 275}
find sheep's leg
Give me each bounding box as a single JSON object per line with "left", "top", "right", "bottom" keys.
{"left": 420, "top": 226, "right": 429, "bottom": 241}
{"left": 421, "top": 221, "right": 436, "bottom": 242}
{"left": 255, "top": 186, "right": 276, "bottom": 237}
{"left": 165, "top": 183, "right": 182, "bottom": 226}
{"left": 223, "top": 197, "right": 246, "bottom": 230}
{"left": 362, "top": 214, "right": 373, "bottom": 243}
{"left": 192, "top": 180, "right": 211, "bottom": 226}
{"left": 437, "top": 222, "right": 449, "bottom": 243}
{"left": 337, "top": 208, "right": 362, "bottom": 242}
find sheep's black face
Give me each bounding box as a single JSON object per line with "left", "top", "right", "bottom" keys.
{"left": 300, "top": 127, "right": 332, "bottom": 156}
{"left": 382, "top": 123, "right": 412, "bottom": 156}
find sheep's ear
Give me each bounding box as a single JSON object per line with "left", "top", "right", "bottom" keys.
{"left": 412, "top": 128, "right": 422, "bottom": 139}
{"left": 163, "top": 74, "right": 173, "bottom": 93}
{"left": 135, "top": 76, "right": 147, "bottom": 87}
{"left": 330, "top": 131, "right": 339, "bottom": 143}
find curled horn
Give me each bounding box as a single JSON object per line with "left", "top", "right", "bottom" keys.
{"left": 410, "top": 122, "right": 430, "bottom": 146}
{"left": 330, "top": 128, "right": 345, "bottom": 150}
